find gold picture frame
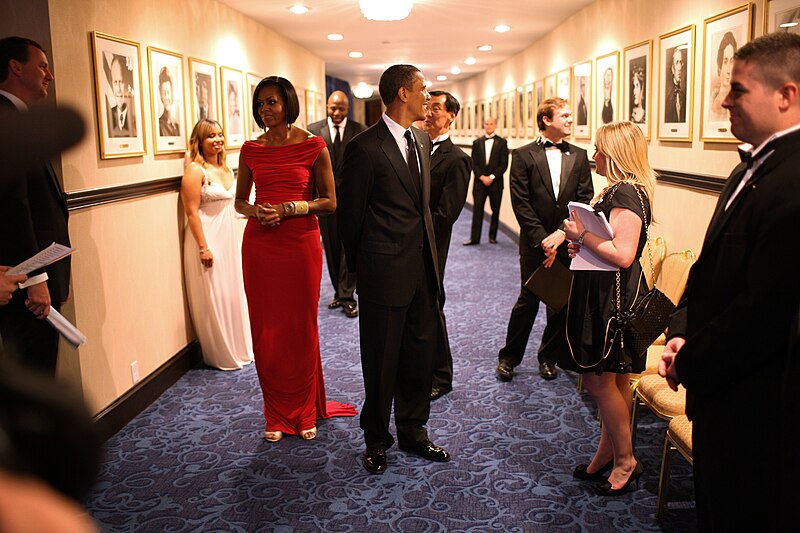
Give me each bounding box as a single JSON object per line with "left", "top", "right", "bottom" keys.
{"left": 572, "top": 60, "right": 592, "bottom": 139}
{"left": 219, "top": 66, "right": 244, "bottom": 149}
{"left": 657, "top": 25, "right": 696, "bottom": 142}
{"left": 623, "top": 40, "right": 653, "bottom": 140}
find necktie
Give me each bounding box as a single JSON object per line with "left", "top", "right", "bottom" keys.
{"left": 404, "top": 130, "right": 421, "bottom": 195}
{"left": 543, "top": 140, "right": 569, "bottom": 152}
{"left": 333, "top": 125, "right": 342, "bottom": 165}
{"left": 431, "top": 140, "right": 444, "bottom": 154}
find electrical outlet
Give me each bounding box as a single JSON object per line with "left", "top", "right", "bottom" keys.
{"left": 131, "top": 361, "right": 140, "bottom": 383}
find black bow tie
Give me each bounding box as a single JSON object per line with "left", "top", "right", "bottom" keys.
{"left": 739, "top": 140, "right": 776, "bottom": 169}
{"left": 543, "top": 140, "right": 569, "bottom": 152}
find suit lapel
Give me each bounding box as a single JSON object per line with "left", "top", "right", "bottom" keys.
{"left": 320, "top": 123, "right": 332, "bottom": 146}
{"left": 431, "top": 138, "right": 451, "bottom": 172}
{"left": 414, "top": 127, "right": 430, "bottom": 211}
{"left": 530, "top": 145, "right": 556, "bottom": 200}
{"left": 377, "top": 120, "right": 422, "bottom": 209}
{"left": 557, "top": 149, "right": 577, "bottom": 202}
{"left": 476, "top": 137, "right": 486, "bottom": 168}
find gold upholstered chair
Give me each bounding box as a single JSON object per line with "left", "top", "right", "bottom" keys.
{"left": 656, "top": 414, "right": 693, "bottom": 518}
{"left": 630, "top": 373, "right": 686, "bottom": 449}
{"left": 639, "top": 235, "right": 667, "bottom": 290}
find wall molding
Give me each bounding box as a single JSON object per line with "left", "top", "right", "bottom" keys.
{"left": 67, "top": 177, "right": 181, "bottom": 211}
{"left": 92, "top": 341, "right": 201, "bottom": 442}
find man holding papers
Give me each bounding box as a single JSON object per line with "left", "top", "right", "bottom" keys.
{"left": 495, "top": 98, "right": 593, "bottom": 382}
{"left": 0, "top": 37, "right": 71, "bottom": 375}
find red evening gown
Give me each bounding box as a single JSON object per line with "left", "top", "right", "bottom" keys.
{"left": 240, "top": 136, "right": 356, "bottom": 435}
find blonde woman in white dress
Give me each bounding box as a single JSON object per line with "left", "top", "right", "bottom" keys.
{"left": 181, "top": 119, "right": 253, "bottom": 370}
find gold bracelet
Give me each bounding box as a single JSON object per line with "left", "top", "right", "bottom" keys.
{"left": 295, "top": 201, "right": 309, "bottom": 215}
{"left": 282, "top": 201, "right": 296, "bottom": 216}
{"left": 199, "top": 247, "right": 210, "bottom": 254}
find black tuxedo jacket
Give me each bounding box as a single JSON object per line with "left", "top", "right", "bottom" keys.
{"left": 665, "top": 83, "right": 686, "bottom": 123}
{"left": 471, "top": 135, "right": 508, "bottom": 191}
{"left": 509, "top": 139, "right": 593, "bottom": 259}
{"left": 108, "top": 102, "right": 135, "bottom": 137}
{"left": 307, "top": 118, "right": 366, "bottom": 180}
{"left": 670, "top": 129, "right": 800, "bottom": 410}
{"left": 429, "top": 138, "right": 471, "bottom": 274}
{"left": 339, "top": 118, "right": 439, "bottom": 307}
{"left": 0, "top": 94, "right": 71, "bottom": 303}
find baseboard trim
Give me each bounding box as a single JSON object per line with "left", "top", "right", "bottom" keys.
{"left": 92, "top": 341, "right": 202, "bottom": 442}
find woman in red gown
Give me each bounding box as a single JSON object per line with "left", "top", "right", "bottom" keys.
{"left": 235, "top": 76, "right": 356, "bottom": 443}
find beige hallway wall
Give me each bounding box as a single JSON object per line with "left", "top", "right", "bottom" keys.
{"left": 450, "top": 0, "right": 753, "bottom": 255}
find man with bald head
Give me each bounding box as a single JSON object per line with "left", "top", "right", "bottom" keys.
{"left": 308, "top": 90, "right": 366, "bottom": 318}
{"left": 0, "top": 37, "right": 70, "bottom": 376}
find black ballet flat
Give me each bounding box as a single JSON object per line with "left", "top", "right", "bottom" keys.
{"left": 595, "top": 461, "right": 644, "bottom": 496}
{"left": 573, "top": 459, "right": 613, "bottom": 481}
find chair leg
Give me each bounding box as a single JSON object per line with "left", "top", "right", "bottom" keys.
{"left": 656, "top": 432, "right": 676, "bottom": 519}
{"left": 577, "top": 374, "right": 584, "bottom": 393}
{"left": 630, "top": 393, "right": 641, "bottom": 453}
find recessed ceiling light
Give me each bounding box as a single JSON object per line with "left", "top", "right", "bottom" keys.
{"left": 780, "top": 21, "right": 799, "bottom": 27}
{"left": 289, "top": 5, "right": 309, "bottom": 14}
{"left": 349, "top": 51, "right": 364, "bottom": 58}
{"left": 353, "top": 82, "right": 374, "bottom": 98}
{"left": 494, "top": 24, "right": 510, "bottom": 33}
{"left": 327, "top": 34, "right": 344, "bottom": 41}
{"left": 436, "top": 75, "right": 447, "bottom": 81}
{"left": 478, "top": 45, "right": 492, "bottom": 52}
{"left": 464, "top": 56, "right": 477, "bottom": 65}
{"left": 450, "top": 66, "right": 461, "bottom": 75}
{"left": 424, "top": 80, "right": 433, "bottom": 87}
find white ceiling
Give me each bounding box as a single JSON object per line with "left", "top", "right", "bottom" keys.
{"left": 218, "top": 0, "right": 595, "bottom": 89}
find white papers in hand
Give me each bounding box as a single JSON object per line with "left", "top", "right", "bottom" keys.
{"left": 7, "top": 243, "right": 74, "bottom": 276}
{"left": 567, "top": 202, "right": 618, "bottom": 271}
{"left": 45, "top": 306, "right": 87, "bottom": 349}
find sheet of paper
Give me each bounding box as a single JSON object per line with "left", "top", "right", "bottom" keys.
{"left": 567, "top": 202, "right": 618, "bottom": 271}
{"left": 45, "top": 306, "right": 87, "bottom": 349}
{"left": 7, "top": 243, "right": 74, "bottom": 276}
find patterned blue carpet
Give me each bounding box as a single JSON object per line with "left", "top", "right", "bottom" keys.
{"left": 85, "top": 209, "right": 697, "bottom": 532}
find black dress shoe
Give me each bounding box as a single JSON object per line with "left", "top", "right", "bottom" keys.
{"left": 328, "top": 298, "right": 341, "bottom": 309}
{"left": 462, "top": 239, "right": 479, "bottom": 246}
{"left": 496, "top": 360, "right": 513, "bottom": 382}
{"left": 596, "top": 461, "right": 644, "bottom": 496}
{"left": 489, "top": 237, "right": 498, "bottom": 244}
{"left": 430, "top": 385, "right": 452, "bottom": 400}
{"left": 573, "top": 459, "right": 613, "bottom": 481}
{"left": 399, "top": 440, "right": 451, "bottom": 462}
{"left": 363, "top": 447, "right": 387, "bottom": 474}
{"left": 539, "top": 362, "right": 558, "bottom": 380}
{"left": 342, "top": 302, "right": 358, "bottom": 318}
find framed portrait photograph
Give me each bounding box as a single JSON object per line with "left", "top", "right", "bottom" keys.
{"left": 295, "top": 86, "right": 307, "bottom": 129}
{"left": 525, "top": 84, "right": 534, "bottom": 138}
{"left": 572, "top": 60, "right": 592, "bottom": 139}
{"left": 479, "top": 100, "right": 486, "bottom": 132}
{"left": 304, "top": 89, "right": 316, "bottom": 131}
{"left": 515, "top": 87, "right": 524, "bottom": 138}
{"left": 701, "top": 5, "right": 753, "bottom": 142}
{"left": 246, "top": 72, "right": 262, "bottom": 139}
{"left": 623, "top": 40, "right": 653, "bottom": 140}
{"left": 147, "top": 47, "right": 185, "bottom": 155}
{"left": 500, "top": 94, "right": 508, "bottom": 136}
{"left": 596, "top": 51, "right": 619, "bottom": 128}
{"left": 220, "top": 66, "right": 244, "bottom": 148}
{"left": 765, "top": 0, "right": 800, "bottom": 34}
{"left": 545, "top": 74, "right": 556, "bottom": 99}
{"left": 556, "top": 68, "right": 571, "bottom": 100}
{"left": 91, "top": 31, "right": 145, "bottom": 159}
{"left": 189, "top": 58, "right": 217, "bottom": 127}
{"left": 315, "top": 92, "right": 325, "bottom": 122}
{"left": 658, "top": 25, "right": 696, "bottom": 141}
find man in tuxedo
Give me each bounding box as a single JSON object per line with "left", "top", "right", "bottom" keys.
{"left": 0, "top": 37, "right": 71, "bottom": 376}
{"left": 157, "top": 66, "right": 179, "bottom": 137}
{"left": 659, "top": 32, "right": 800, "bottom": 530}
{"left": 665, "top": 47, "right": 686, "bottom": 123}
{"left": 340, "top": 64, "right": 450, "bottom": 474}
{"left": 576, "top": 76, "right": 588, "bottom": 126}
{"left": 464, "top": 117, "right": 508, "bottom": 245}
{"left": 308, "top": 90, "right": 366, "bottom": 318}
{"left": 422, "top": 90, "right": 471, "bottom": 400}
{"left": 496, "top": 97, "right": 593, "bottom": 382}
{"left": 107, "top": 55, "right": 136, "bottom": 138}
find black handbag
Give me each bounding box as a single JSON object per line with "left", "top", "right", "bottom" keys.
{"left": 603, "top": 184, "right": 675, "bottom": 359}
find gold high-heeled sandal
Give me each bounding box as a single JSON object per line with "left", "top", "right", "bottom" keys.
{"left": 264, "top": 430, "right": 283, "bottom": 442}
{"left": 300, "top": 427, "right": 317, "bottom": 440}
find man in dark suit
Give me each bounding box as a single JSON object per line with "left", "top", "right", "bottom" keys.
{"left": 496, "top": 97, "right": 593, "bottom": 382}
{"left": 107, "top": 55, "right": 136, "bottom": 138}
{"left": 576, "top": 76, "right": 588, "bottom": 126}
{"left": 308, "top": 90, "right": 366, "bottom": 318}
{"left": 157, "top": 66, "right": 180, "bottom": 137}
{"left": 664, "top": 47, "right": 686, "bottom": 123}
{"left": 0, "top": 37, "right": 70, "bottom": 376}
{"left": 422, "top": 90, "right": 471, "bottom": 400}
{"left": 659, "top": 32, "right": 800, "bottom": 530}
{"left": 464, "top": 117, "right": 508, "bottom": 245}
{"left": 340, "top": 64, "right": 450, "bottom": 475}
